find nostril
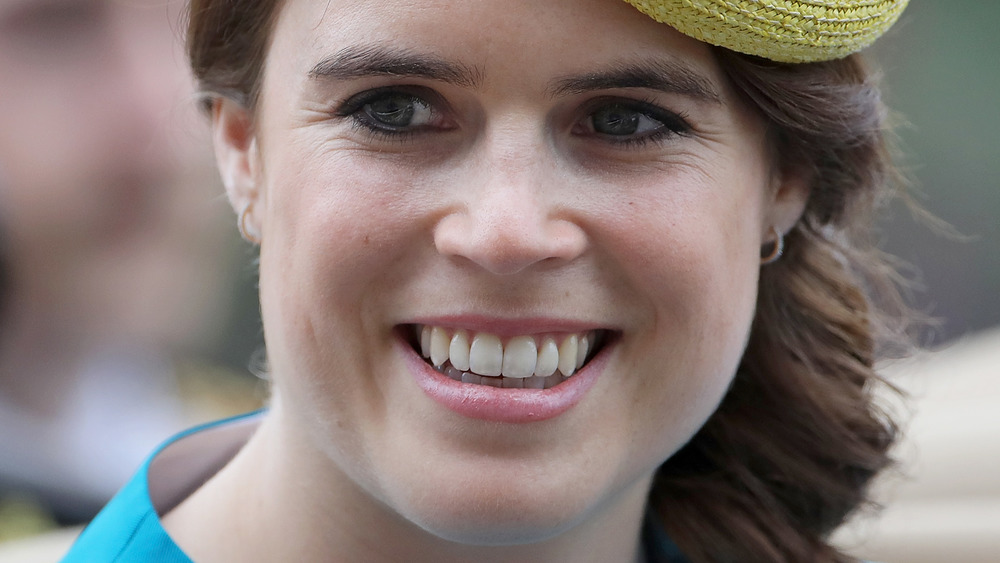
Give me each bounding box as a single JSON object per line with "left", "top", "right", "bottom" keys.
{"left": 546, "top": 218, "right": 588, "bottom": 261}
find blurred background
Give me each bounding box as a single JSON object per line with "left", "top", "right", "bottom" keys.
{"left": 868, "top": 1, "right": 1000, "bottom": 343}
{"left": 0, "top": 0, "right": 265, "bottom": 545}
{"left": 0, "top": 0, "right": 996, "bottom": 561}
{"left": 834, "top": 3, "right": 1000, "bottom": 561}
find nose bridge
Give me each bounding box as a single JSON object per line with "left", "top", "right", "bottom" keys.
{"left": 479, "top": 133, "right": 550, "bottom": 223}
{"left": 433, "top": 123, "right": 587, "bottom": 275}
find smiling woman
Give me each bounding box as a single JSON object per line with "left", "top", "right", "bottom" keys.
{"left": 63, "top": 1, "right": 913, "bottom": 562}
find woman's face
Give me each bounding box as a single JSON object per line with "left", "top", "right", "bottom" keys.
{"left": 220, "top": 0, "right": 806, "bottom": 545}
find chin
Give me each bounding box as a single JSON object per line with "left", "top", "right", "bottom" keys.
{"left": 401, "top": 495, "right": 586, "bottom": 547}
{"left": 377, "top": 459, "right": 641, "bottom": 548}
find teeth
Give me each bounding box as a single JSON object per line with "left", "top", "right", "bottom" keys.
{"left": 558, "top": 335, "right": 578, "bottom": 377}
{"left": 480, "top": 374, "right": 503, "bottom": 387}
{"left": 501, "top": 377, "right": 524, "bottom": 388}
{"left": 444, "top": 365, "right": 464, "bottom": 381}
{"left": 469, "top": 333, "right": 503, "bottom": 377}
{"left": 544, "top": 372, "right": 562, "bottom": 389}
{"left": 534, "top": 337, "right": 559, "bottom": 377}
{"left": 430, "top": 326, "right": 450, "bottom": 367}
{"left": 524, "top": 375, "right": 547, "bottom": 389}
{"left": 449, "top": 330, "right": 470, "bottom": 371}
{"left": 420, "top": 325, "right": 432, "bottom": 358}
{"left": 413, "top": 325, "right": 601, "bottom": 383}
{"left": 501, "top": 336, "right": 537, "bottom": 378}
{"left": 461, "top": 371, "right": 483, "bottom": 385}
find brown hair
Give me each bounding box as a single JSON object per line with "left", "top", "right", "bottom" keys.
{"left": 651, "top": 50, "right": 908, "bottom": 562}
{"left": 186, "top": 0, "right": 281, "bottom": 111}
{"left": 186, "top": 4, "right": 909, "bottom": 560}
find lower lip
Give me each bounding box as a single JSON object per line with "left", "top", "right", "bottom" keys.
{"left": 399, "top": 337, "right": 608, "bottom": 424}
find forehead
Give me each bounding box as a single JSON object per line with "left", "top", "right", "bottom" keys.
{"left": 265, "top": 0, "right": 723, "bottom": 86}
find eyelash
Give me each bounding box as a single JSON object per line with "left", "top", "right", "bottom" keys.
{"left": 332, "top": 88, "right": 692, "bottom": 148}
{"left": 348, "top": 119, "right": 420, "bottom": 144}
{"left": 576, "top": 96, "right": 692, "bottom": 149}
{"left": 333, "top": 86, "right": 443, "bottom": 143}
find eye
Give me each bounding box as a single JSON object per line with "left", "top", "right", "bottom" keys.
{"left": 363, "top": 93, "right": 435, "bottom": 129}
{"left": 590, "top": 104, "right": 662, "bottom": 137}
{"left": 575, "top": 98, "right": 691, "bottom": 146}
{"left": 335, "top": 87, "right": 453, "bottom": 137}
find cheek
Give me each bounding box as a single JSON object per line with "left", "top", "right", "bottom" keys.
{"left": 256, "top": 149, "right": 428, "bottom": 388}
{"left": 606, "top": 177, "right": 763, "bottom": 328}
{"left": 596, "top": 173, "right": 765, "bottom": 453}
{"left": 263, "top": 148, "right": 423, "bottom": 297}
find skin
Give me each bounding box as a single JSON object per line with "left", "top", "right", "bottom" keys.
{"left": 164, "top": 0, "right": 809, "bottom": 561}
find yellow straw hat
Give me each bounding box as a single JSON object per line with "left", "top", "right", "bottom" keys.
{"left": 622, "top": 0, "right": 909, "bottom": 63}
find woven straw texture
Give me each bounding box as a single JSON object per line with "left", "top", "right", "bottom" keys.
{"left": 623, "top": 0, "right": 909, "bottom": 63}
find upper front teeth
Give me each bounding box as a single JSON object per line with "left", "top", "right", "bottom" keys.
{"left": 469, "top": 333, "right": 503, "bottom": 376}
{"left": 449, "top": 330, "right": 471, "bottom": 371}
{"left": 417, "top": 325, "right": 595, "bottom": 379}
{"left": 502, "top": 336, "right": 537, "bottom": 379}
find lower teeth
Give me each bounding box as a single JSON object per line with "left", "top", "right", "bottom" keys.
{"left": 438, "top": 362, "right": 565, "bottom": 389}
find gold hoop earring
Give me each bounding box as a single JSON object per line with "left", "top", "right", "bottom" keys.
{"left": 239, "top": 204, "right": 261, "bottom": 244}
{"left": 760, "top": 226, "right": 784, "bottom": 265}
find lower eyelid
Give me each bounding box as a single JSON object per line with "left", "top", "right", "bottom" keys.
{"left": 348, "top": 119, "right": 421, "bottom": 144}
{"left": 346, "top": 112, "right": 459, "bottom": 146}
{"left": 602, "top": 130, "right": 679, "bottom": 148}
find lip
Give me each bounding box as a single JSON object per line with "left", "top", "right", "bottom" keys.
{"left": 397, "top": 320, "right": 612, "bottom": 424}
{"left": 406, "top": 315, "right": 608, "bottom": 338}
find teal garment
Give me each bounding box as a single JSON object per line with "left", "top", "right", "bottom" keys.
{"left": 61, "top": 411, "right": 688, "bottom": 563}
{"left": 59, "top": 411, "right": 262, "bottom": 563}
{"left": 60, "top": 462, "right": 192, "bottom": 562}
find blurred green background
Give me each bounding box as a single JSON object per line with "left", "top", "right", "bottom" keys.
{"left": 868, "top": 0, "right": 1000, "bottom": 343}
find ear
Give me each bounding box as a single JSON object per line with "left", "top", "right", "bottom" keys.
{"left": 212, "top": 97, "right": 262, "bottom": 239}
{"left": 764, "top": 166, "right": 811, "bottom": 239}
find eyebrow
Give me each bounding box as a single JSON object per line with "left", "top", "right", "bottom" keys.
{"left": 309, "top": 46, "right": 721, "bottom": 105}
{"left": 309, "top": 45, "right": 483, "bottom": 89}
{"left": 550, "top": 60, "right": 722, "bottom": 104}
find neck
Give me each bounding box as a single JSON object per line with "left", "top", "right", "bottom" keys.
{"left": 164, "top": 414, "right": 651, "bottom": 563}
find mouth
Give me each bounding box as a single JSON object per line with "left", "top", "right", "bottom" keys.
{"left": 407, "top": 324, "right": 612, "bottom": 390}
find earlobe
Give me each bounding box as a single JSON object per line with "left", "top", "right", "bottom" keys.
{"left": 212, "top": 98, "right": 262, "bottom": 237}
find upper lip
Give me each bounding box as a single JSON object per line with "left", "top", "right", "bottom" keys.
{"left": 401, "top": 315, "right": 616, "bottom": 337}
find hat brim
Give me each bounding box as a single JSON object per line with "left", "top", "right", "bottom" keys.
{"left": 622, "top": 0, "right": 909, "bottom": 63}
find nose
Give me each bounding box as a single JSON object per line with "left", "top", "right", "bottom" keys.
{"left": 433, "top": 149, "right": 587, "bottom": 276}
